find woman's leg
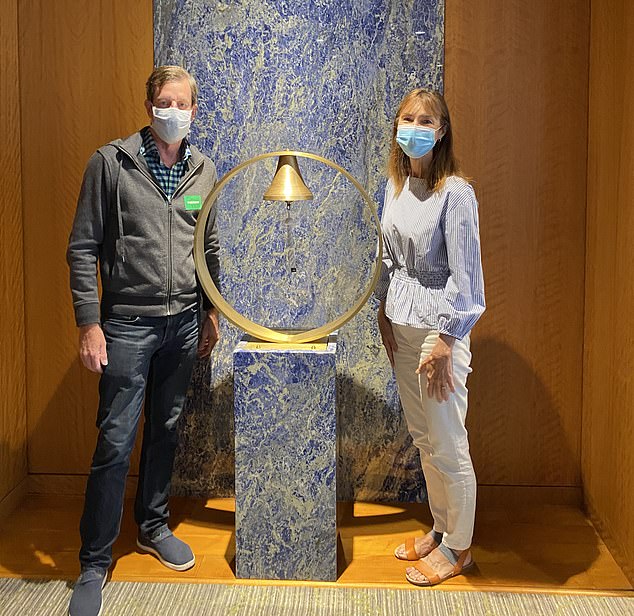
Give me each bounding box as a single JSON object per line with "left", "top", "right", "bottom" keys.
{"left": 393, "top": 324, "right": 476, "bottom": 551}
{"left": 417, "top": 329, "right": 475, "bottom": 551}
{"left": 392, "top": 324, "right": 449, "bottom": 536}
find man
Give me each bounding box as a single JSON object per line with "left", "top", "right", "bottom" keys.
{"left": 66, "top": 65, "right": 220, "bottom": 616}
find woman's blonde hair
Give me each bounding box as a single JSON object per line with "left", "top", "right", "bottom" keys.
{"left": 387, "top": 88, "right": 462, "bottom": 195}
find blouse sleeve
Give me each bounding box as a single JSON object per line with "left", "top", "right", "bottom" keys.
{"left": 374, "top": 181, "right": 395, "bottom": 302}
{"left": 437, "top": 183, "right": 486, "bottom": 339}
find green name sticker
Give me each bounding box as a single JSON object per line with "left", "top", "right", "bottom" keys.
{"left": 184, "top": 195, "right": 202, "bottom": 210}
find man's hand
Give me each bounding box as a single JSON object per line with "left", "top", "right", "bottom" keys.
{"left": 198, "top": 307, "right": 220, "bottom": 358}
{"left": 79, "top": 323, "right": 108, "bottom": 373}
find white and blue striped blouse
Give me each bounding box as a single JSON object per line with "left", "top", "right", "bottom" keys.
{"left": 375, "top": 175, "right": 485, "bottom": 340}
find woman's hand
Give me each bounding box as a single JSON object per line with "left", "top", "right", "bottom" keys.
{"left": 416, "top": 333, "right": 456, "bottom": 402}
{"left": 378, "top": 302, "right": 398, "bottom": 367}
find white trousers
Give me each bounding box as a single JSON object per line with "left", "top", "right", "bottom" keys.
{"left": 392, "top": 324, "right": 476, "bottom": 550}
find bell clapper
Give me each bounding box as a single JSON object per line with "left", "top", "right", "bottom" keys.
{"left": 285, "top": 200, "right": 297, "bottom": 274}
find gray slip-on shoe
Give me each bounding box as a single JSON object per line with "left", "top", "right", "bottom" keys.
{"left": 68, "top": 568, "right": 107, "bottom": 616}
{"left": 137, "top": 531, "right": 195, "bottom": 571}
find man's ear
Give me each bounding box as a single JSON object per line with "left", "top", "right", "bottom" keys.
{"left": 144, "top": 100, "right": 153, "bottom": 121}
{"left": 191, "top": 103, "right": 198, "bottom": 122}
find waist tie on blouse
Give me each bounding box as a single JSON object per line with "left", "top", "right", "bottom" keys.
{"left": 394, "top": 267, "right": 449, "bottom": 288}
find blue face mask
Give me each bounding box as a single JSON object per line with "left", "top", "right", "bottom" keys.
{"left": 396, "top": 125, "right": 439, "bottom": 159}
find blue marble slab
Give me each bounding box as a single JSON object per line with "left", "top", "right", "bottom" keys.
{"left": 158, "top": 1, "right": 444, "bottom": 502}
{"left": 233, "top": 335, "right": 337, "bottom": 580}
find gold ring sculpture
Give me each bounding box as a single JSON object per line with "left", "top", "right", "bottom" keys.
{"left": 193, "top": 150, "right": 383, "bottom": 344}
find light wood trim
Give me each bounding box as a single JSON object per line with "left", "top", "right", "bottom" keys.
{"left": 477, "top": 485, "right": 582, "bottom": 508}
{"left": 25, "top": 476, "right": 582, "bottom": 508}
{"left": 0, "top": 479, "right": 27, "bottom": 523}
{"left": 0, "top": 0, "right": 27, "bottom": 502}
{"left": 583, "top": 0, "right": 634, "bottom": 587}
{"left": 28, "top": 474, "right": 138, "bottom": 498}
{"left": 586, "top": 493, "right": 634, "bottom": 587}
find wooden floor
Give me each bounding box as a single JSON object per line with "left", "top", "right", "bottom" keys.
{"left": 0, "top": 495, "right": 631, "bottom": 595}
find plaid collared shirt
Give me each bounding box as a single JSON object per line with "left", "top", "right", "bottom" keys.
{"left": 139, "top": 127, "right": 192, "bottom": 198}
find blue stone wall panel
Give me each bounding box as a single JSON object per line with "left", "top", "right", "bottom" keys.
{"left": 157, "top": 0, "right": 445, "bottom": 502}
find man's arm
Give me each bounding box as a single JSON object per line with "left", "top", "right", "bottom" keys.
{"left": 197, "top": 183, "right": 221, "bottom": 358}
{"left": 67, "top": 151, "right": 110, "bottom": 372}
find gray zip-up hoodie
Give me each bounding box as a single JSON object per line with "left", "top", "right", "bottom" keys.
{"left": 67, "top": 130, "right": 220, "bottom": 326}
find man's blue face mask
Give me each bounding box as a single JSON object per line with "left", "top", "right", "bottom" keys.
{"left": 396, "top": 125, "right": 441, "bottom": 159}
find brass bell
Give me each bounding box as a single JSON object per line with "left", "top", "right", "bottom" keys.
{"left": 263, "top": 154, "right": 313, "bottom": 202}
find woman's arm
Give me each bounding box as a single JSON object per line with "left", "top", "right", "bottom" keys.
{"left": 437, "top": 184, "right": 486, "bottom": 339}
{"left": 378, "top": 299, "right": 398, "bottom": 367}
{"left": 419, "top": 183, "right": 485, "bottom": 401}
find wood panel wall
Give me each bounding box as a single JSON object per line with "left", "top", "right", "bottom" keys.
{"left": 19, "top": 0, "right": 154, "bottom": 474}
{"left": 0, "top": 0, "right": 28, "bottom": 509}
{"left": 583, "top": 0, "right": 634, "bottom": 583}
{"left": 19, "top": 1, "right": 591, "bottom": 495}
{"left": 445, "top": 0, "right": 589, "bottom": 488}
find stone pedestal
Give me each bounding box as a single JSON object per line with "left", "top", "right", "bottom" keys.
{"left": 233, "top": 334, "right": 337, "bottom": 581}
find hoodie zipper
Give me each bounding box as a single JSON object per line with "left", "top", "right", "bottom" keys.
{"left": 167, "top": 195, "right": 173, "bottom": 314}
{"left": 115, "top": 145, "right": 204, "bottom": 315}
{"left": 166, "top": 165, "right": 202, "bottom": 314}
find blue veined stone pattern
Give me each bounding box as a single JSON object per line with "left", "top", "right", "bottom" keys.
{"left": 157, "top": 0, "right": 444, "bottom": 502}
{"left": 233, "top": 339, "right": 337, "bottom": 580}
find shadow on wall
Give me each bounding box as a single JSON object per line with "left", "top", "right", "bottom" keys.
{"left": 467, "top": 335, "right": 579, "bottom": 487}
{"left": 171, "top": 321, "right": 240, "bottom": 498}
{"left": 467, "top": 335, "right": 591, "bottom": 585}
{"left": 172, "top": 358, "right": 235, "bottom": 498}
{"left": 336, "top": 372, "right": 425, "bottom": 503}
{"left": 173, "top": 327, "right": 581, "bottom": 505}
{"left": 171, "top": 316, "right": 426, "bottom": 503}
{"left": 173, "top": 371, "right": 426, "bottom": 504}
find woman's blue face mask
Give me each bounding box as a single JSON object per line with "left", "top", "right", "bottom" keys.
{"left": 396, "top": 125, "right": 440, "bottom": 159}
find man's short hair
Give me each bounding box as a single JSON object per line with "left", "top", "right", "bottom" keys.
{"left": 145, "top": 65, "right": 198, "bottom": 106}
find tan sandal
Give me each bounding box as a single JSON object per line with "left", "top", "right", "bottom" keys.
{"left": 405, "top": 546, "right": 474, "bottom": 586}
{"left": 393, "top": 531, "right": 440, "bottom": 561}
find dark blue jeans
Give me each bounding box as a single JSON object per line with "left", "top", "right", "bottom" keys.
{"left": 79, "top": 307, "right": 199, "bottom": 571}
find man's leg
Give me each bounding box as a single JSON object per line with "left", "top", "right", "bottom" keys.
{"left": 134, "top": 307, "right": 198, "bottom": 569}
{"left": 71, "top": 316, "right": 162, "bottom": 615}
{"left": 78, "top": 316, "right": 161, "bottom": 571}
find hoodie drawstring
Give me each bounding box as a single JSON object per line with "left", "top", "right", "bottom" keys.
{"left": 115, "top": 160, "right": 126, "bottom": 262}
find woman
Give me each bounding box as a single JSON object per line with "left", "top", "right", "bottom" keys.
{"left": 376, "top": 88, "right": 485, "bottom": 586}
